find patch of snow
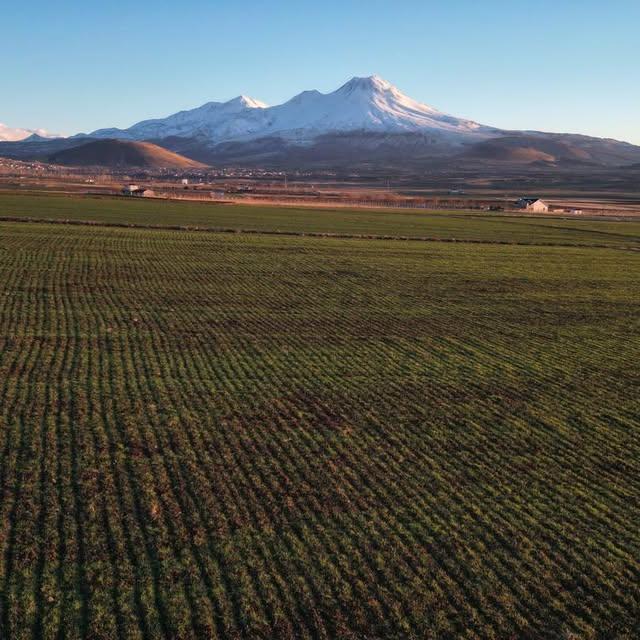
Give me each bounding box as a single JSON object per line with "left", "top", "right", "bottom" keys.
{"left": 0, "top": 123, "right": 63, "bottom": 142}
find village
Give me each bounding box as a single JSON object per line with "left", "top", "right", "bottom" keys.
{"left": 1, "top": 157, "right": 639, "bottom": 218}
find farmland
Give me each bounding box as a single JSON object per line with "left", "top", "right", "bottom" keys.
{"left": 0, "top": 196, "right": 639, "bottom": 639}
{"left": 2, "top": 192, "right": 640, "bottom": 247}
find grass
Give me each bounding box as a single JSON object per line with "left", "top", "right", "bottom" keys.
{"left": 0, "top": 194, "right": 639, "bottom": 638}
{"left": 1, "top": 192, "right": 640, "bottom": 247}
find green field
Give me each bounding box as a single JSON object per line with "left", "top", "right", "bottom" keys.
{"left": 0, "top": 195, "right": 639, "bottom": 639}
{"left": 2, "top": 192, "right": 640, "bottom": 247}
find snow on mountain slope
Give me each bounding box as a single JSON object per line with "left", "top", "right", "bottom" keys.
{"left": 0, "top": 123, "right": 61, "bottom": 142}
{"left": 91, "top": 95, "right": 268, "bottom": 141}
{"left": 88, "top": 76, "right": 495, "bottom": 144}
{"left": 260, "top": 76, "right": 491, "bottom": 139}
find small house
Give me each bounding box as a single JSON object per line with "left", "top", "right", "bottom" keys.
{"left": 122, "top": 185, "right": 154, "bottom": 197}
{"left": 526, "top": 199, "right": 549, "bottom": 213}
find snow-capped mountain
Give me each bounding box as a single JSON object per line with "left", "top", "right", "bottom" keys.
{"left": 87, "top": 76, "right": 495, "bottom": 144}
{"left": 259, "top": 76, "right": 491, "bottom": 139}
{"left": 3, "top": 75, "right": 640, "bottom": 170}
{"left": 90, "top": 95, "right": 269, "bottom": 142}
{"left": 0, "top": 123, "right": 61, "bottom": 142}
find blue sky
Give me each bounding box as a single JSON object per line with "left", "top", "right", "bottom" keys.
{"left": 3, "top": 1, "right": 639, "bottom": 143}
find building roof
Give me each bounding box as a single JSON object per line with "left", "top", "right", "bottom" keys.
{"left": 122, "top": 185, "right": 152, "bottom": 194}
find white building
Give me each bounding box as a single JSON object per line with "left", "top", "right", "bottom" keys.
{"left": 526, "top": 199, "right": 549, "bottom": 213}
{"left": 122, "top": 184, "right": 155, "bottom": 197}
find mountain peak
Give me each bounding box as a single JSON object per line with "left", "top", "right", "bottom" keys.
{"left": 226, "top": 95, "right": 268, "bottom": 109}
{"left": 24, "top": 133, "right": 49, "bottom": 142}
{"left": 339, "top": 75, "right": 395, "bottom": 93}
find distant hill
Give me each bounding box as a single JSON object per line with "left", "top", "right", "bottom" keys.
{"left": 48, "top": 139, "right": 207, "bottom": 168}
{"left": 459, "top": 134, "right": 640, "bottom": 166}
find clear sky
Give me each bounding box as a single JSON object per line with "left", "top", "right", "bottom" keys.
{"left": 3, "top": 0, "right": 639, "bottom": 143}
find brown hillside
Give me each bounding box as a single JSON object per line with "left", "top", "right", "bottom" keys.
{"left": 48, "top": 139, "right": 207, "bottom": 168}
{"left": 462, "top": 135, "right": 596, "bottom": 164}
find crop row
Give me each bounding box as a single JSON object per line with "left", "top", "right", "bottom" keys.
{"left": 0, "top": 222, "right": 638, "bottom": 639}
{"left": 1, "top": 193, "right": 640, "bottom": 248}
